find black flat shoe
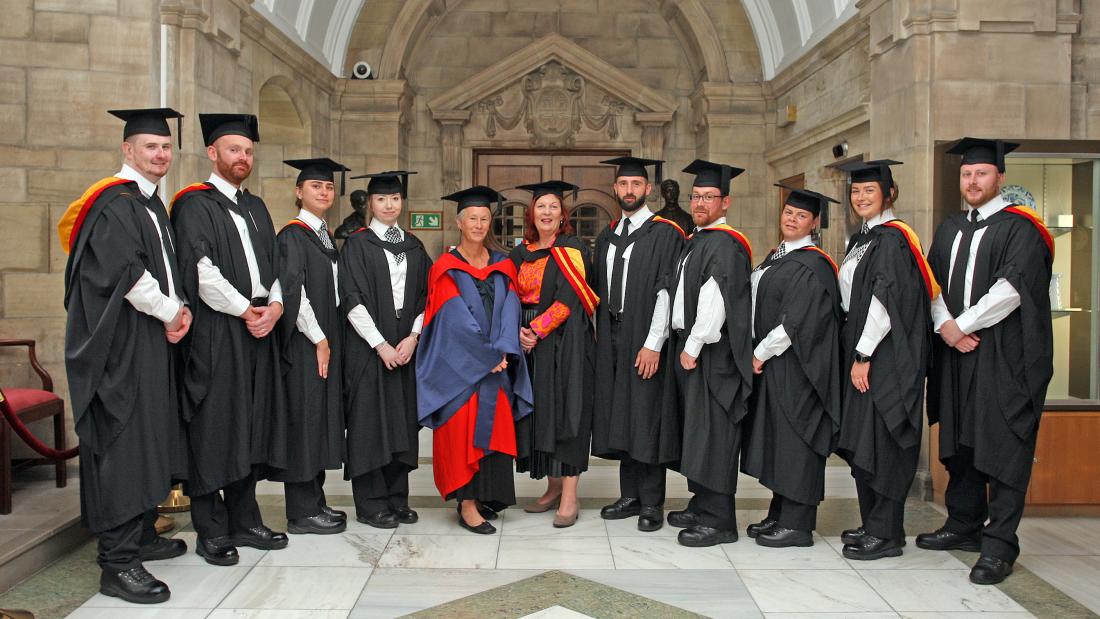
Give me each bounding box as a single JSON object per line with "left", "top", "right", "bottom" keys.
{"left": 638, "top": 505, "right": 664, "bottom": 532}
{"left": 321, "top": 504, "right": 347, "bottom": 520}
{"left": 288, "top": 513, "right": 347, "bottom": 535}
{"left": 196, "top": 536, "right": 239, "bottom": 566}
{"left": 600, "top": 497, "right": 641, "bottom": 520}
{"left": 359, "top": 510, "right": 400, "bottom": 529}
{"left": 100, "top": 566, "right": 170, "bottom": 604}
{"left": 139, "top": 536, "right": 187, "bottom": 562}
{"left": 232, "top": 525, "right": 289, "bottom": 550}
{"left": 457, "top": 513, "right": 497, "bottom": 535}
{"left": 393, "top": 506, "right": 419, "bottom": 524}
{"left": 843, "top": 534, "right": 904, "bottom": 560}
{"left": 841, "top": 526, "right": 867, "bottom": 546}
{"left": 667, "top": 509, "right": 698, "bottom": 528}
{"left": 746, "top": 518, "right": 778, "bottom": 539}
{"left": 756, "top": 526, "right": 814, "bottom": 548}
{"left": 970, "top": 555, "right": 1013, "bottom": 585}
{"left": 476, "top": 504, "right": 499, "bottom": 521}
{"left": 915, "top": 527, "right": 980, "bottom": 552}
{"left": 678, "top": 525, "right": 738, "bottom": 547}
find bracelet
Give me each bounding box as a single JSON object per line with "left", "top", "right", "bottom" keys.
{"left": 854, "top": 352, "right": 872, "bottom": 363}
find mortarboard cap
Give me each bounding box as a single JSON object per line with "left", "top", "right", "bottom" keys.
{"left": 516, "top": 180, "right": 579, "bottom": 203}
{"left": 199, "top": 113, "right": 260, "bottom": 146}
{"left": 838, "top": 159, "right": 903, "bottom": 194}
{"left": 776, "top": 184, "right": 839, "bottom": 227}
{"left": 946, "top": 137, "right": 1020, "bottom": 173}
{"left": 601, "top": 156, "right": 663, "bottom": 185}
{"left": 108, "top": 107, "right": 184, "bottom": 149}
{"left": 441, "top": 185, "right": 504, "bottom": 212}
{"left": 284, "top": 158, "right": 351, "bottom": 195}
{"left": 351, "top": 170, "right": 417, "bottom": 198}
{"left": 683, "top": 159, "right": 745, "bottom": 197}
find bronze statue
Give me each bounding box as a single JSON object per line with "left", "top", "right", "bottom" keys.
{"left": 655, "top": 179, "right": 694, "bottom": 233}
{"left": 334, "top": 189, "right": 369, "bottom": 239}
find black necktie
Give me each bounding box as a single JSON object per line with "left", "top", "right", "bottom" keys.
{"left": 608, "top": 218, "right": 631, "bottom": 315}
{"left": 947, "top": 210, "right": 979, "bottom": 316}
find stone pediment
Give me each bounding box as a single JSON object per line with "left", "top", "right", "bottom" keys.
{"left": 427, "top": 33, "right": 677, "bottom": 121}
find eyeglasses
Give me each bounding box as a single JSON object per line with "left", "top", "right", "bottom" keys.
{"left": 689, "top": 194, "right": 721, "bottom": 204}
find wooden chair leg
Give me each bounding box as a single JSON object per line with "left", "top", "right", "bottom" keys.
{"left": 1, "top": 419, "right": 11, "bottom": 514}
{"left": 54, "top": 404, "right": 67, "bottom": 488}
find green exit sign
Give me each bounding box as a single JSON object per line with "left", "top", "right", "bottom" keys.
{"left": 410, "top": 212, "right": 442, "bottom": 230}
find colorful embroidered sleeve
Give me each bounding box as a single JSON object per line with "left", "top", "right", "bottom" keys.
{"left": 530, "top": 301, "right": 572, "bottom": 339}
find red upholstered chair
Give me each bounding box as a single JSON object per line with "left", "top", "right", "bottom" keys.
{"left": 0, "top": 339, "right": 68, "bottom": 514}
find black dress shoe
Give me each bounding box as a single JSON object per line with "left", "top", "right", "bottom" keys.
{"left": 288, "top": 513, "right": 347, "bottom": 535}
{"left": 667, "top": 509, "right": 698, "bottom": 528}
{"left": 970, "top": 555, "right": 1013, "bottom": 585}
{"left": 233, "top": 525, "right": 289, "bottom": 550}
{"left": 756, "top": 526, "right": 814, "bottom": 548}
{"left": 746, "top": 518, "right": 778, "bottom": 539}
{"left": 915, "top": 527, "right": 980, "bottom": 552}
{"left": 600, "top": 497, "right": 641, "bottom": 520}
{"left": 100, "top": 566, "right": 170, "bottom": 604}
{"left": 841, "top": 526, "right": 867, "bottom": 546}
{"left": 321, "top": 504, "right": 347, "bottom": 520}
{"left": 678, "top": 525, "right": 738, "bottom": 547}
{"left": 843, "top": 534, "right": 904, "bottom": 560}
{"left": 358, "top": 510, "right": 400, "bottom": 529}
{"left": 195, "top": 536, "right": 239, "bottom": 566}
{"left": 393, "top": 506, "right": 419, "bottom": 524}
{"left": 139, "top": 536, "right": 187, "bottom": 561}
{"left": 638, "top": 505, "right": 664, "bottom": 532}
{"left": 457, "top": 513, "right": 497, "bottom": 535}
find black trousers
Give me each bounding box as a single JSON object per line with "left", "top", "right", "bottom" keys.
{"left": 689, "top": 480, "right": 736, "bottom": 530}
{"left": 766, "top": 493, "right": 817, "bottom": 532}
{"left": 97, "top": 509, "right": 159, "bottom": 572}
{"left": 853, "top": 472, "right": 906, "bottom": 540}
{"left": 285, "top": 471, "right": 330, "bottom": 520}
{"left": 619, "top": 456, "right": 666, "bottom": 506}
{"left": 190, "top": 474, "right": 262, "bottom": 540}
{"left": 943, "top": 447, "right": 1027, "bottom": 562}
{"left": 352, "top": 461, "right": 411, "bottom": 516}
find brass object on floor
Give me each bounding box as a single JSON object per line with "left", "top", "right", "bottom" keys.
{"left": 157, "top": 484, "right": 190, "bottom": 513}
{"left": 154, "top": 514, "right": 175, "bottom": 535}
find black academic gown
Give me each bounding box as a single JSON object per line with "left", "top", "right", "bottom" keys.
{"left": 64, "top": 180, "right": 188, "bottom": 532}
{"left": 663, "top": 228, "right": 754, "bottom": 495}
{"left": 836, "top": 223, "right": 933, "bottom": 502}
{"left": 271, "top": 221, "right": 345, "bottom": 483}
{"left": 592, "top": 216, "right": 685, "bottom": 465}
{"left": 171, "top": 184, "right": 288, "bottom": 496}
{"left": 743, "top": 246, "right": 841, "bottom": 506}
{"left": 510, "top": 236, "right": 596, "bottom": 474}
{"left": 926, "top": 208, "right": 1053, "bottom": 491}
{"left": 339, "top": 227, "right": 430, "bottom": 480}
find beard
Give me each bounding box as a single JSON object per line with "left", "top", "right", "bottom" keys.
{"left": 215, "top": 158, "right": 252, "bottom": 185}
{"left": 617, "top": 193, "right": 646, "bottom": 213}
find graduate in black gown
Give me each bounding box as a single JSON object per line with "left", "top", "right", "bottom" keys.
{"left": 662, "top": 160, "right": 754, "bottom": 548}
{"left": 833, "top": 160, "right": 937, "bottom": 560}
{"left": 593, "top": 157, "right": 686, "bottom": 532}
{"left": 510, "top": 181, "right": 598, "bottom": 528}
{"left": 742, "top": 186, "right": 841, "bottom": 549}
{"left": 417, "top": 186, "right": 534, "bottom": 534}
{"left": 61, "top": 108, "right": 190, "bottom": 604}
{"left": 341, "top": 170, "right": 430, "bottom": 529}
{"left": 171, "top": 114, "right": 289, "bottom": 566}
{"left": 920, "top": 138, "right": 1054, "bottom": 585}
{"left": 273, "top": 158, "right": 351, "bottom": 535}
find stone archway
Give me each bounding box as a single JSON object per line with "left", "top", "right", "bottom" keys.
{"left": 256, "top": 76, "right": 312, "bottom": 226}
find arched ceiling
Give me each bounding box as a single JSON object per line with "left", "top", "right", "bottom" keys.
{"left": 251, "top": 0, "right": 858, "bottom": 81}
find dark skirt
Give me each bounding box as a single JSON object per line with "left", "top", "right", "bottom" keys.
{"left": 515, "top": 306, "right": 584, "bottom": 480}
{"left": 446, "top": 452, "right": 516, "bottom": 511}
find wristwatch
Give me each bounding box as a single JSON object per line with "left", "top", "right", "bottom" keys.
{"left": 854, "top": 351, "right": 872, "bottom": 363}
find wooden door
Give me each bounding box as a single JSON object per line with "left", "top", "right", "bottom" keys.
{"left": 475, "top": 150, "right": 628, "bottom": 252}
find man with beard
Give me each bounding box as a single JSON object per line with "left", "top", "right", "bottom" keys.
{"left": 60, "top": 108, "right": 191, "bottom": 603}
{"left": 171, "top": 114, "right": 289, "bottom": 566}
{"left": 921, "top": 137, "right": 1053, "bottom": 585}
{"left": 592, "top": 156, "right": 685, "bottom": 532}
{"left": 663, "top": 160, "right": 754, "bottom": 547}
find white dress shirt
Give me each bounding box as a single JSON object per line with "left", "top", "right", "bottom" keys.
{"left": 196, "top": 172, "right": 282, "bottom": 317}
{"left": 750, "top": 234, "right": 813, "bottom": 362}
{"left": 347, "top": 219, "right": 425, "bottom": 349}
{"left": 118, "top": 164, "right": 182, "bottom": 324}
{"left": 839, "top": 208, "right": 895, "bottom": 357}
{"left": 930, "top": 195, "right": 1022, "bottom": 334}
{"left": 671, "top": 217, "right": 729, "bottom": 358}
{"left": 604, "top": 205, "right": 670, "bottom": 351}
{"left": 292, "top": 209, "right": 339, "bottom": 345}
